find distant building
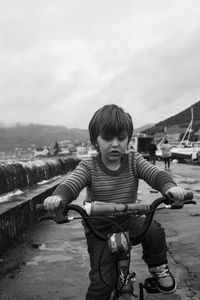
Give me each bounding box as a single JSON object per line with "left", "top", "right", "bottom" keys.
{"left": 33, "top": 146, "right": 50, "bottom": 157}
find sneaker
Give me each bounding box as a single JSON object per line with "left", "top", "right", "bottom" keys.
{"left": 149, "top": 264, "right": 176, "bottom": 294}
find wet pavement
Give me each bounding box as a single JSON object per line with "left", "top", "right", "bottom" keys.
{"left": 0, "top": 161, "right": 200, "bottom": 300}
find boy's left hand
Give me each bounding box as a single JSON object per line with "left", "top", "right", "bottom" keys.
{"left": 164, "top": 186, "right": 186, "bottom": 201}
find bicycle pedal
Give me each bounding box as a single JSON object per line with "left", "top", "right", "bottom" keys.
{"left": 143, "top": 277, "right": 160, "bottom": 293}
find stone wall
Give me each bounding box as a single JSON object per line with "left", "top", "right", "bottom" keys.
{"left": 0, "top": 157, "right": 80, "bottom": 195}
{"left": 0, "top": 157, "right": 80, "bottom": 254}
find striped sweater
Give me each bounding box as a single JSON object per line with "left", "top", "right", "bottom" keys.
{"left": 53, "top": 150, "right": 176, "bottom": 204}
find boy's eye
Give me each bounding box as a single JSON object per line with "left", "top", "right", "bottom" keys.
{"left": 118, "top": 136, "right": 127, "bottom": 141}
{"left": 102, "top": 135, "right": 113, "bottom": 141}
{"left": 101, "top": 134, "right": 127, "bottom": 142}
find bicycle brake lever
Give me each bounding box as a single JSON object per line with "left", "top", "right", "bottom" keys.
{"left": 183, "top": 200, "right": 196, "bottom": 205}
{"left": 169, "top": 201, "right": 184, "bottom": 209}
{"left": 38, "top": 211, "right": 70, "bottom": 224}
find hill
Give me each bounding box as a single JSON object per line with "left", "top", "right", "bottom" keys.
{"left": 0, "top": 122, "right": 155, "bottom": 152}
{"left": 134, "top": 123, "right": 155, "bottom": 133}
{"left": 143, "top": 100, "right": 200, "bottom": 140}
{"left": 1, "top": 100, "right": 200, "bottom": 152}
{"left": 0, "top": 124, "right": 89, "bottom": 152}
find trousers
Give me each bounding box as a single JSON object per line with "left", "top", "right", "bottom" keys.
{"left": 84, "top": 216, "right": 168, "bottom": 300}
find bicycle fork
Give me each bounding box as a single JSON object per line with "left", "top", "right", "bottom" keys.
{"left": 108, "top": 231, "right": 138, "bottom": 299}
{"left": 116, "top": 258, "right": 138, "bottom": 299}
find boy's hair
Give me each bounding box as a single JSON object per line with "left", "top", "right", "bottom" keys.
{"left": 89, "top": 104, "right": 134, "bottom": 147}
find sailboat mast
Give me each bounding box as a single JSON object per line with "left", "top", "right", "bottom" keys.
{"left": 179, "top": 107, "right": 193, "bottom": 146}
{"left": 187, "top": 107, "right": 194, "bottom": 144}
{"left": 157, "top": 126, "right": 167, "bottom": 148}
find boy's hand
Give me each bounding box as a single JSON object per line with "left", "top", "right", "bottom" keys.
{"left": 44, "top": 196, "right": 63, "bottom": 211}
{"left": 164, "top": 186, "right": 186, "bottom": 201}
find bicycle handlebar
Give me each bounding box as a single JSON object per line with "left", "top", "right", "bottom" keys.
{"left": 36, "top": 192, "right": 195, "bottom": 242}
{"left": 84, "top": 202, "right": 151, "bottom": 216}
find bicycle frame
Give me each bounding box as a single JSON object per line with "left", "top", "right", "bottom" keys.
{"left": 37, "top": 193, "right": 195, "bottom": 300}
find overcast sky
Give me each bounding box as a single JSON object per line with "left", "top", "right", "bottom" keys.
{"left": 1, "top": 0, "right": 200, "bottom": 130}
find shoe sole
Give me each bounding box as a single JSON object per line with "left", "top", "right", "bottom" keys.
{"left": 156, "top": 283, "right": 177, "bottom": 294}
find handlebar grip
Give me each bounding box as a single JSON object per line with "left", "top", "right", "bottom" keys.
{"left": 183, "top": 191, "right": 193, "bottom": 201}
{"left": 167, "top": 191, "right": 195, "bottom": 209}
{"left": 165, "top": 191, "right": 194, "bottom": 203}
{"left": 36, "top": 204, "right": 46, "bottom": 212}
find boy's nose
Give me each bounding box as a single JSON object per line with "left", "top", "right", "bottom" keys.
{"left": 112, "top": 138, "right": 119, "bottom": 146}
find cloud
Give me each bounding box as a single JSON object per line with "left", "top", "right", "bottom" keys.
{"left": 0, "top": 0, "right": 200, "bottom": 128}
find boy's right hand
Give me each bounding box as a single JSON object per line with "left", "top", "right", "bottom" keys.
{"left": 44, "top": 196, "right": 63, "bottom": 211}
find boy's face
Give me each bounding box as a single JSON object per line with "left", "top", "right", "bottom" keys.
{"left": 97, "top": 132, "right": 129, "bottom": 164}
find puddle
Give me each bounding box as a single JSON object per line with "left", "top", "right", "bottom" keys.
{"left": 38, "top": 243, "right": 66, "bottom": 251}
{"left": 26, "top": 254, "right": 73, "bottom": 266}
{"left": 38, "top": 240, "right": 86, "bottom": 252}
{"left": 27, "top": 239, "right": 88, "bottom": 266}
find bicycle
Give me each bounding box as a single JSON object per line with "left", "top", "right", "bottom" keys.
{"left": 36, "top": 192, "right": 195, "bottom": 300}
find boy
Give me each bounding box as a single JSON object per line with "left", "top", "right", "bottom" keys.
{"left": 44, "top": 104, "right": 186, "bottom": 300}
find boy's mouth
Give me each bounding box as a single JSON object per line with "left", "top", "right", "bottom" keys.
{"left": 109, "top": 150, "right": 120, "bottom": 155}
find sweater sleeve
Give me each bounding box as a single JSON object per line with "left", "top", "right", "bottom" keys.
{"left": 52, "top": 159, "right": 91, "bottom": 203}
{"left": 133, "top": 151, "right": 176, "bottom": 194}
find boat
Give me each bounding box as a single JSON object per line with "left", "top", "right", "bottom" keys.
{"left": 76, "top": 146, "right": 97, "bottom": 160}
{"left": 156, "top": 107, "right": 200, "bottom": 162}
{"left": 171, "top": 107, "right": 200, "bottom": 161}
{"left": 171, "top": 143, "right": 200, "bottom": 161}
